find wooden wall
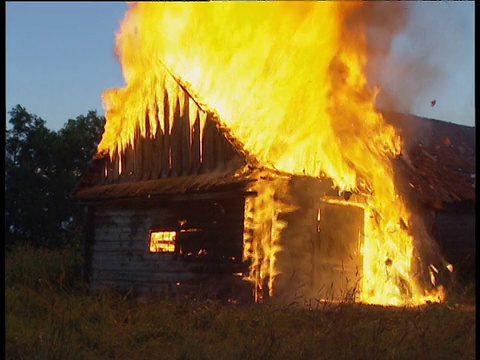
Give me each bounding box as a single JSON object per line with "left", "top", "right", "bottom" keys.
{"left": 407, "top": 201, "right": 475, "bottom": 287}
{"left": 270, "top": 176, "right": 364, "bottom": 304}
{"left": 85, "top": 196, "right": 247, "bottom": 295}
{"left": 434, "top": 206, "right": 475, "bottom": 283}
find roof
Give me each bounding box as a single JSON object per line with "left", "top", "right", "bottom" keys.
{"left": 71, "top": 90, "right": 475, "bottom": 204}
{"left": 72, "top": 169, "right": 255, "bottom": 203}
{"left": 71, "top": 70, "right": 261, "bottom": 202}
{"left": 384, "top": 112, "right": 475, "bottom": 204}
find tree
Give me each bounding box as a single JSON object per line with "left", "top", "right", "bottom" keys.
{"left": 5, "top": 105, "right": 105, "bottom": 249}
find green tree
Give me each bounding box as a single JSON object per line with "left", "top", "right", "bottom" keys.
{"left": 5, "top": 105, "right": 105, "bottom": 249}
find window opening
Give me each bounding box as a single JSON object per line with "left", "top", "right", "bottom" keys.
{"left": 149, "top": 230, "right": 176, "bottom": 253}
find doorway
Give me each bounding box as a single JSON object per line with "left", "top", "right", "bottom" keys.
{"left": 313, "top": 202, "right": 364, "bottom": 301}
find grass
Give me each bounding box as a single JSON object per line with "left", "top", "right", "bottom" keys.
{"left": 5, "top": 244, "right": 476, "bottom": 360}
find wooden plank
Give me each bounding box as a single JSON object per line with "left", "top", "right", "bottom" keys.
{"left": 150, "top": 102, "right": 163, "bottom": 180}
{"left": 104, "top": 153, "right": 118, "bottom": 184}
{"left": 201, "top": 113, "right": 216, "bottom": 173}
{"left": 160, "top": 88, "right": 171, "bottom": 178}
{"left": 220, "top": 132, "right": 236, "bottom": 168}
{"left": 99, "top": 159, "right": 107, "bottom": 185}
{"left": 181, "top": 95, "right": 192, "bottom": 176}
{"left": 94, "top": 207, "right": 174, "bottom": 220}
{"left": 191, "top": 111, "right": 202, "bottom": 175}
{"left": 134, "top": 118, "right": 144, "bottom": 181}
{"left": 211, "top": 121, "right": 219, "bottom": 170}
{"left": 112, "top": 149, "right": 121, "bottom": 183}
{"left": 94, "top": 222, "right": 146, "bottom": 234}
{"left": 170, "top": 97, "right": 182, "bottom": 177}
{"left": 214, "top": 127, "right": 226, "bottom": 169}
{"left": 141, "top": 138, "right": 154, "bottom": 182}
{"left": 91, "top": 240, "right": 147, "bottom": 252}
{"left": 93, "top": 211, "right": 133, "bottom": 223}
{"left": 95, "top": 224, "right": 144, "bottom": 241}
{"left": 120, "top": 143, "right": 135, "bottom": 182}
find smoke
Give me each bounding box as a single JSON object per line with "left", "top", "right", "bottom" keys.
{"left": 360, "top": 2, "right": 474, "bottom": 126}
{"left": 355, "top": 2, "right": 432, "bottom": 113}
{"left": 342, "top": 2, "right": 410, "bottom": 115}
{"left": 348, "top": 2, "right": 410, "bottom": 57}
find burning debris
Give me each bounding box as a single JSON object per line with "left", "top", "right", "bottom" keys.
{"left": 77, "top": 2, "right": 457, "bottom": 306}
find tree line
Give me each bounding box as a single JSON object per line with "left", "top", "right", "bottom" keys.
{"left": 5, "top": 104, "right": 105, "bottom": 250}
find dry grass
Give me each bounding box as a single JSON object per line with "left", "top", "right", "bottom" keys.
{"left": 6, "top": 245, "right": 475, "bottom": 360}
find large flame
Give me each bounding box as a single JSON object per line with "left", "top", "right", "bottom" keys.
{"left": 98, "top": 2, "right": 445, "bottom": 305}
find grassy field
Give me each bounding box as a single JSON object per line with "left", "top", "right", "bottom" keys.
{"left": 6, "top": 245, "right": 475, "bottom": 360}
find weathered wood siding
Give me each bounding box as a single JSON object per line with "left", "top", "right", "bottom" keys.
{"left": 434, "top": 207, "right": 475, "bottom": 281}
{"left": 408, "top": 202, "right": 475, "bottom": 285}
{"left": 273, "top": 176, "right": 364, "bottom": 304}
{"left": 86, "top": 196, "right": 247, "bottom": 294}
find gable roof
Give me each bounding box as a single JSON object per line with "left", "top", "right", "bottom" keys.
{"left": 71, "top": 74, "right": 260, "bottom": 202}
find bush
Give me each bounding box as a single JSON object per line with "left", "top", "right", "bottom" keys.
{"left": 5, "top": 243, "right": 83, "bottom": 293}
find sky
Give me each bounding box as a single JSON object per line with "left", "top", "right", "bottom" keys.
{"left": 6, "top": 1, "right": 475, "bottom": 131}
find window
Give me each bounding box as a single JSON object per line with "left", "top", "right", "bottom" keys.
{"left": 149, "top": 231, "right": 176, "bottom": 253}
{"left": 177, "top": 228, "right": 207, "bottom": 259}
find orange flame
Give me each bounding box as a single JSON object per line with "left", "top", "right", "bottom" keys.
{"left": 97, "top": 2, "right": 445, "bottom": 305}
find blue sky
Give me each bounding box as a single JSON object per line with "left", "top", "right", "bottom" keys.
{"left": 6, "top": 2, "right": 128, "bottom": 130}
{"left": 6, "top": 1, "right": 475, "bottom": 131}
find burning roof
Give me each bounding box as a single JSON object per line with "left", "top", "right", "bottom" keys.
{"left": 71, "top": 71, "right": 261, "bottom": 202}
{"left": 385, "top": 112, "right": 475, "bottom": 204}
{"left": 73, "top": 105, "right": 475, "bottom": 205}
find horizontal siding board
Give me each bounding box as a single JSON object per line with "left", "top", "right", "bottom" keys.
{"left": 95, "top": 209, "right": 174, "bottom": 219}
{"left": 85, "top": 202, "right": 246, "bottom": 298}
{"left": 87, "top": 196, "right": 246, "bottom": 292}
{"left": 92, "top": 240, "right": 148, "bottom": 252}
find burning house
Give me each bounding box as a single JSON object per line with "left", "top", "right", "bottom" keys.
{"left": 71, "top": 2, "right": 473, "bottom": 306}
{"left": 71, "top": 71, "right": 471, "bottom": 305}
{"left": 71, "top": 74, "right": 367, "bottom": 304}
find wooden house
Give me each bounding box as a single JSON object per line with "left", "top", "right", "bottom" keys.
{"left": 71, "top": 73, "right": 369, "bottom": 304}
{"left": 72, "top": 74, "right": 475, "bottom": 303}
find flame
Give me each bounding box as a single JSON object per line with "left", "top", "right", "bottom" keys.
{"left": 98, "top": 2, "right": 445, "bottom": 305}
{"left": 243, "top": 173, "right": 295, "bottom": 302}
